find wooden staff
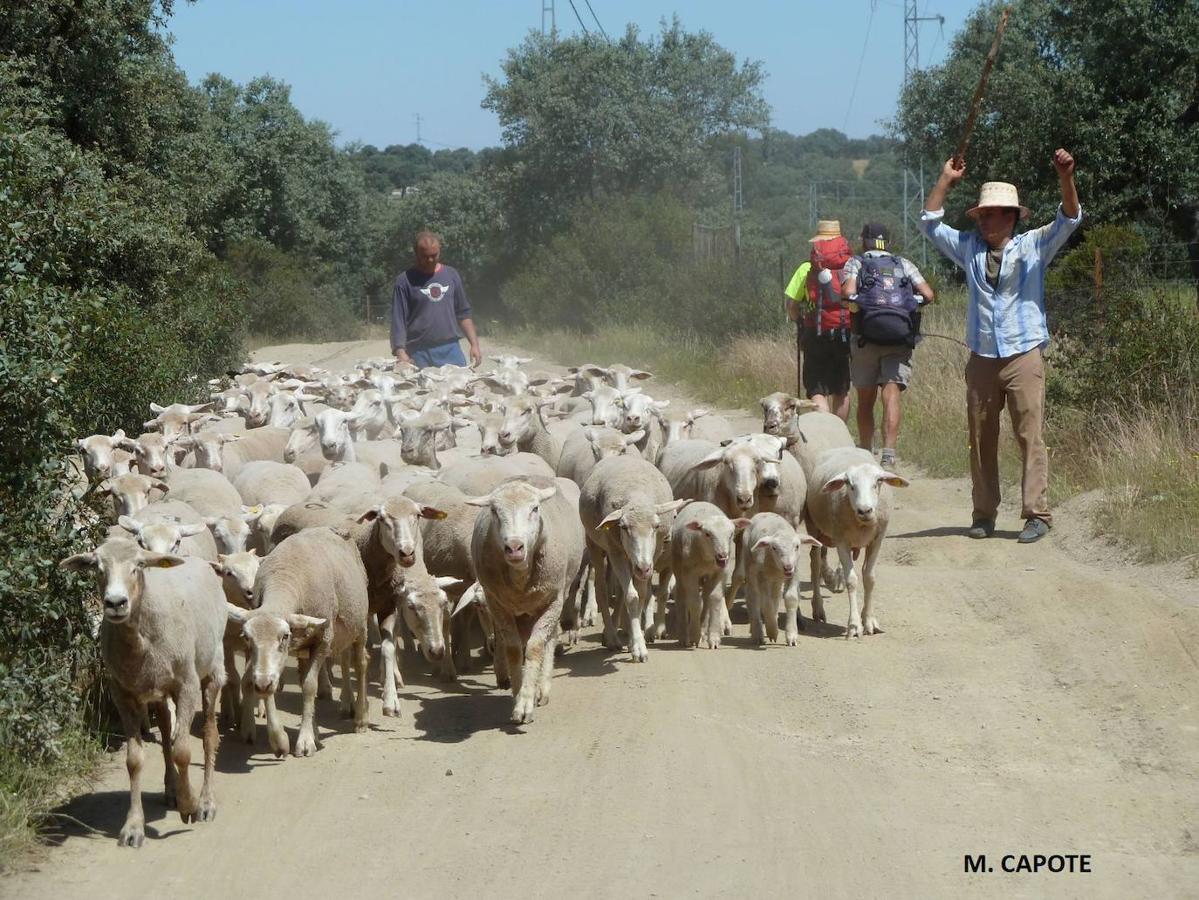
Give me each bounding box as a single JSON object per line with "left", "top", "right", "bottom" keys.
{"left": 953, "top": 6, "right": 1012, "bottom": 167}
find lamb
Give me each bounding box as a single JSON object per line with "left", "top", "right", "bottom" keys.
{"left": 162, "top": 468, "right": 243, "bottom": 520}
{"left": 805, "top": 448, "right": 909, "bottom": 638}
{"left": 669, "top": 503, "right": 750, "bottom": 649}
{"left": 226, "top": 526, "right": 370, "bottom": 756}
{"left": 232, "top": 460, "right": 311, "bottom": 508}
{"left": 60, "top": 538, "right": 226, "bottom": 847}
{"left": 735, "top": 513, "right": 822, "bottom": 646}
{"left": 467, "top": 476, "right": 585, "bottom": 724}
{"left": 554, "top": 425, "right": 644, "bottom": 487}
{"left": 579, "top": 456, "right": 687, "bottom": 661}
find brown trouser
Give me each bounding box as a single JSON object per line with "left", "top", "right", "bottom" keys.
{"left": 965, "top": 349, "right": 1051, "bottom": 525}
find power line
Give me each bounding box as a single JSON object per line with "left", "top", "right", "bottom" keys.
{"left": 843, "top": 1, "right": 877, "bottom": 131}
{"left": 566, "top": 0, "right": 590, "bottom": 33}
{"left": 583, "top": 0, "right": 609, "bottom": 40}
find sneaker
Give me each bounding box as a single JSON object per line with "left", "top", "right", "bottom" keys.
{"left": 1017, "top": 518, "right": 1050, "bottom": 544}
{"left": 966, "top": 518, "right": 995, "bottom": 539}
{"left": 880, "top": 449, "right": 897, "bottom": 469}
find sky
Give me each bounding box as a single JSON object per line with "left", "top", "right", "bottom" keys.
{"left": 165, "top": 0, "right": 982, "bottom": 151}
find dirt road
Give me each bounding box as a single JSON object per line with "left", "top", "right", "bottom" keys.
{"left": 10, "top": 338, "right": 1198, "bottom": 899}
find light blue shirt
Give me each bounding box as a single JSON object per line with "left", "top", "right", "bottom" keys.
{"left": 920, "top": 205, "right": 1083, "bottom": 358}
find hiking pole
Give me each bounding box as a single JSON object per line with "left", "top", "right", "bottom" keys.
{"left": 953, "top": 6, "right": 1012, "bottom": 168}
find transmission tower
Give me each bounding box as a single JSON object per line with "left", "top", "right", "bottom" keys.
{"left": 733, "top": 145, "right": 744, "bottom": 254}
{"left": 542, "top": 0, "right": 556, "bottom": 41}
{"left": 902, "top": 0, "right": 944, "bottom": 265}
{"left": 414, "top": 112, "right": 423, "bottom": 146}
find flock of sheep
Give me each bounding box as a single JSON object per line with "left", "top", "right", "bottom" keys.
{"left": 64, "top": 353, "right": 909, "bottom": 847}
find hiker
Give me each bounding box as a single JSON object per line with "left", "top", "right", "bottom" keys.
{"left": 391, "top": 230, "right": 483, "bottom": 369}
{"left": 840, "top": 223, "right": 935, "bottom": 470}
{"left": 783, "top": 220, "right": 854, "bottom": 420}
{"left": 922, "top": 149, "right": 1081, "bottom": 544}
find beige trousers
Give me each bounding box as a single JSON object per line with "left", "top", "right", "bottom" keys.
{"left": 965, "top": 349, "right": 1051, "bottom": 525}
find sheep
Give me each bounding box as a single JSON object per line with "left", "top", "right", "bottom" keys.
{"left": 669, "top": 503, "right": 750, "bottom": 649}
{"left": 181, "top": 425, "right": 291, "bottom": 481}
{"left": 439, "top": 452, "right": 555, "bottom": 497}
{"left": 347, "top": 389, "right": 390, "bottom": 440}
{"left": 226, "top": 526, "right": 370, "bottom": 756}
{"left": 162, "top": 468, "right": 243, "bottom": 520}
{"left": 577, "top": 385, "right": 632, "bottom": 428}
{"left": 555, "top": 425, "right": 645, "bottom": 487}
{"left": 467, "top": 476, "right": 585, "bottom": 724}
{"left": 241, "top": 380, "right": 275, "bottom": 428}
{"left": 395, "top": 408, "right": 474, "bottom": 469}
{"left": 309, "top": 461, "right": 379, "bottom": 505}
{"left": 496, "top": 394, "right": 562, "bottom": 468}
{"left": 265, "top": 389, "right": 319, "bottom": 430}
{"left": 76, "top": 430, "right": 131, "bottom": 481}
{"left": 651, "top": 407, "right": 710, "bottom": 459}
{"left": 143, "top": 402, "right": 215, "bottom": 439}
{"left": 98, "top": 474, "right": 170, "bottom": 520}
{"left": 209, "top": 550, "right": 262, "bottom": 728}
{"left": 231, "top": 460, "right": 311, "bottom": 508}
{"left": 759, "top": 392, "right": 819, "bottom": 435}
{"left": 784, "top": 411, "right": 855, "bottom": 594}
{"left": 602, "top": 364, "right": 653, "bottom": 392}
{"left": 579, "top": 456, "right": 688, "bottom": 661}
{"left": 203, "top": 511, "right": 252, "bottom": 554}
{"left": 240, "top": 502, "right": 288, "bottom": 554}
{"left": 805, "top": 448, "right": 909, "bottom": 639}
{"left": 566, "top": 363, "right": 607, "bottom": 395}
{"left": 617, "top": 391, "right": 668, "bottom": 459}
{"left": 378, "top": 464, "right": 440, "bottom": 495}
{"left": 471, "top": 408, "right": 515, "bottom": 457}
{"left": 118, "top": 432, "right": 179, "bottom": 478}
{"left": 60, "top": 538, "right": 226, "bottom": 847}
{"left": 735, "top": 513, "right": 822, "bottom": 646}
{"left": 658, "top": 439, "right": 767, "bottom": 518}
{"left": 117, "top": 501, "right": 218, "bottom": 561}
{"left": 689, "top": 413, "right": 737, "bottom": 444}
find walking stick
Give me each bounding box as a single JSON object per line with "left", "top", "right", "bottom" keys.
{"left": 953, "top": 6, "right": 1012, "bottom": 168}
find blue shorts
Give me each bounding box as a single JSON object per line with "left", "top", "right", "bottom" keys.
{"left": 408, "top": 341, "right": 467, "bottom": 369}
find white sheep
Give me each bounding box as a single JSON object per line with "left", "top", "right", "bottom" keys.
{"left": 669, "top": 502, "right": 750, "bottom": 649}
{"left": 76, "top": 429, "right": 132, "bottom": 481}
{"left": 226, "top": 526, "right": 370, "bottom": 756}
{"left": 736, "top": 512, "right": 822, "bottom": 646}
{"left": 118, "top": 432, "right": 179, "bottom": 478}
{"left": 759, "top": 392, "right": 819, "bottom": 435}
{"left": 467, "top": 477, "right": 585, "bottom": 724}
{"left": 98, "top": 473, "right": 170, "bottom": 520}
{"left": 60, "top": 537, "right": 226, "bottom": 847}
{"left": 117, "top": 499, "right": 218, "bottom": 561}
{"left": 162, "top": 468, "right": 243, "bottom": 520}
{"left": 555, "top": 425, "right": 645, "bottom": 487}
{"left": 785, "top": 411, "right": 855, "bottom": 594}
{"left": 231, "top": 460, "right": 311, "bottom": 508}
{"left": 805, "top": 448, "right": 909, "bottom": 638}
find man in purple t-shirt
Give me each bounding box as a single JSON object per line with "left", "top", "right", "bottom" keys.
{"left": 391, "top": 231, "right": 482, "bottom": 369}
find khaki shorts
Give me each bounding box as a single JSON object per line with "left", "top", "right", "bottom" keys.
{"left": 850, "top": 341, "right": 913, "bottom": 390}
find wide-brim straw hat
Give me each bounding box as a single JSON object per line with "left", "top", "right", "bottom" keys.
{"left": 809, "top": 220, "right": 843, "bottom": 242}
{"left": 967, "top": 182, "right": 1030, "bottom": 220}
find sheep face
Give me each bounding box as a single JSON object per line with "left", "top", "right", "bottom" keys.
{"left": 603, "top": 364, "right": 653, "bottom": 392}
{"left": 399, "top": 575, "right": 460, "bottom": 662}
{"left": 228, "top": 610, "right": 327, "bottom": 694}
{"left": 76, "top": 431, "right": 125, "bottom": 481}
{"left": 210, "top": 552, "right": 260, "bottom": 608}
{"left": 118, "top": 515, "right": 206, "bottom": 555}
{"left": 314, "top": 409, "right": 354, "bottom": 460}
{"left": 568, "top": 364, "right": 607, "bottom": 395}
{"left": 695, "top": 444, "right": 760, "bottom": 511}
{"left": 686, "top": 515, "right": 749, "bottom": 570}
{"left": 118, "top": 433, "right": 175, "bottom": 478}
{"left": 751, "top": 532, "right": 817, "bottom": 579}
{"left": 283, "top": 420, "right": 318, "bottom": 464}
{"left": 598, "top": 500, "right": 684, "bottom": 581}
{"left": 619, "top": 393, "right": 667, "bottom": 434}
{"left": 266, "top": 390, "right": 305, "bottom": 429}
{"left": 100, "top": 474, "right": 167, "bottom": 519}
{"left": 60, "top": 538, "right": 185, "bottom": 624}
{"left": 475, "top": 413, "right": 511, "bottom": 457}
{"left": 243, "top": 382, "right": 273, "bottom": 427}
{"left": 497, "top": 397, "right": 539, "bottom": 448}
{"left": 820, "top": 464, "right": 910, "bottom": 524}
{"left": 359, "top": 498, "right": 446, "bottom": 568}
{"left": 205, "top": 512, "right": 251, "bottom": 554}
{"left": 580, "top": 386, "right": 630, "bottom": 428}
{"left": 760, "top": 393, "right": 799, "bottom": 435}
{"left": 466, "top": 482, "right": 558, "bottom": 568}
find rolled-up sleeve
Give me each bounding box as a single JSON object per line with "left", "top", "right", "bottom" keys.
{"left": 390, "top": 279, "right": 408, "bottom": 352}
{"left": 453, "top": 272, "right": 473, "bottom": 320}
{"left": 921, "top": 208, "right": 971, "bottom": 270}
{"left": 1032, "top": 204, "right": 1084, "bottom": 263}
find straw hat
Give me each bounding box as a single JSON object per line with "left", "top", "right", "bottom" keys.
{"left": 966, "top": 182, "right": 1030, "bottom": 220}
{"left": 808, "top": 220, "right": 843, "bottom": 242}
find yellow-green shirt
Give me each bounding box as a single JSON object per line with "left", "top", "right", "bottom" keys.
{"left": 784, "top": 261, "right": 811, "bottom": 301}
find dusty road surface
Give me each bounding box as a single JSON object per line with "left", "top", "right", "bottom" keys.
{"left": 10, "top": 338, "right": 1198, "bottom": 899}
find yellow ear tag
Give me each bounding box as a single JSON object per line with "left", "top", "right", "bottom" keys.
{"left": 155, "top": 559, "right": 176, "bottom": 569}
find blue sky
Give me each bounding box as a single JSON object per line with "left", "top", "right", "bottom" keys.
{"left": 166, "top": 0, "right": 981, "bottom": 150}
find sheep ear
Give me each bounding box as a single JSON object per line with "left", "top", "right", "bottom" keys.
{"left": 357, "top": 507, "right": 381, "bottom": 524}
{"left": 420, "top": 506, "right": 448, "bottom": 521}
{"left": 535, "top": 485, "right": 558, "bottom": 502}
{"left": 138, "top": 552, "right": 187, "bottom": 569}
{"left": 112, "top": 429, "right": 126, "bottom": 441}
{"left": 624, "top": 430, "right": 646, "bottom": 445}
{"left": 799, "top": 534, "right": 824, "bottom": 547}
{"left": 821, "top": 475, "right": 849, "bottom": 493}
{"left": 225, "top": 603, "right": 248, "bottom": 624}
{"left": 220, "top": 433, "right": 241, "bottom": 443}
{"left": 451, "top": 583, "right": 482, "bottom": 617}
{"left": 435, "top": 576, "right": 462, "bottom": 590}
{"left": 688, "top": 408, "right": 710, "bottom": 421}
{"left": 151, "top": 479, "right": 170, "bottom": 493}
{"left": 654, "top": 499, "right": 690, "bottom": 515}
{"left": 178, "top": 522, "right": 207, "bottom": 537}
{"left": 287, "top": 614, "right": 328, "bottom": 641}
{"left": 463, "top": 494, "right": 492, "bottom": 508}
{"left": 115, "top": 437, "right": 137, "bottom": 451}
{"left": 597, "top": 508, "right": 625, "bottom": 530}
{"left": 149, "top": 403, "right": 165, "bottom": 414}
{"left": 878, "top": 472, "right": 910, "bottom": 488}
{"left": 208, "top": 561, "right": 226, "bottom": 576}
{"left": 719, "top": 438, "right": 733, "bottom": 447}
{"left": 117, "top": 515, "right": 141, "bottom": 535}
{"left": 694, "top": 449, "right": 725, "bottom": 470}
{"left": 60, "top": 552, "right": 98, "bottom": 571}
{"left": 751, "top": 537, "right": 774, "bottom": 552}
{"left": 685, "top": 520, "right": 704, "bottom": 532}
{"left": 732, "top": 518, "right": 753, "bottom": 530}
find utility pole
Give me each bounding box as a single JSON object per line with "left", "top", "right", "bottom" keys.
{"left": 732, "top": 144, "right": 743, "bottom": 255}
{"left": 414, "top": 112, "right": 423, "bottom": 146}
{"left": 542, "top": 0, "right": 556, "bottom": 41}
{"left": 902, "top": 0, "right": 944, "bottom": 265}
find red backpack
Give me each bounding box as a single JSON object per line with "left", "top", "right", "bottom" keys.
{"left": 804, "top": 237, "right": 853, "bottom": 336}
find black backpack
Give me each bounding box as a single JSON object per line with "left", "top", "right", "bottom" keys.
{"left": 853, "top": 254, "right": 921, "bottom": 347}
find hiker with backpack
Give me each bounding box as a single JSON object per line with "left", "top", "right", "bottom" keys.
{"left": 841, "top": 223, "right": 935, "bottom": 470}
{"left": 922, "top": 149, "right": 1082, "bottom": 545}
{"left": 783, "top": 220, "right": 855, "bottom": 421}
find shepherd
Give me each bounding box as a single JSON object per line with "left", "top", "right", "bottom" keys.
{"left": 391, "top": 230, "right": 483, "bottom": 369}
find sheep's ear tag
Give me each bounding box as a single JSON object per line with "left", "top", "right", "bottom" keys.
{"left": 154, "top": 559, "right": 176, "bottom": 569}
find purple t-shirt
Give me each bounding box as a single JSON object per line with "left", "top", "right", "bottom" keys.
{"left": 390, "top": 264, "right": 472, "bottom": 352}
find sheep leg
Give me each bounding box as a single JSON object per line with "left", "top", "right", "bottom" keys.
{"left": 746, "top": 573, "right": 766, "bottom": 645}
{"left": 338, "top": 649, "right": 355, "bottom": 719}
{"left": 676, "top": 575, "right": 700, "bottom": 647}
{"left": 703, "top": 574, "right": 727, "bottom": 649}
{"left": 762, "top": 575, "right": 781, "bottom": 643}
{"left": 239, "top": 664, "right": 257, "bottom": 745}
{"left": 115, "top": 693, "right": 147, "bottom": 848}
{"left": 170, "top": 681, "right": 199, "bottom": 822}
{"left": 439, "top": 611, "right": 458, "bottom": 682}
{"left": 196, "top": 674, "right": 222, "bottom": 822}
{"left": 532, "top": 597, "right": 565, "bottom": 711}
{"left": 492, "top": 625, "right": 510, "bottom": 688}
{"left": 648, "top": 568, "right": 670, "bottom": 642}
{"left": 580, "top": 559, "right": 598, "bottom": 626}
{"left": 220, "top": 640, "right": 241, "bottom": 731}
{"left": 783, "top": 570, "right": 804, "bottom": 645}
{"left": 809, "top": 545, "right": 826, "bottom": 623}
{"left": 451, "top": 608, "right": 472, "bottom": 673}
{"left": 263, "top": 690, "right": 288, "bottom": 758}
{"left": 588, "top": 541, "right": 620, "bottom": 650}
{"left": 559, "top": 558, "right": 585, "bottom": 649}
{"left": 838, "top": 544, "right": 862, "bottom": 639}
{"left": 861, "top": 536, "right": 884, "bottom": 636}
{"left": 155, "top": 700, "right": 176, "bottom": 809}
{"left": 613, "top": 559, "right": 649, "bottom": 663}
{"left": 294, "top": 649, "right": 325, "bottom": 757}
{"left": 352, "top": 639, "right": 370, "bottom": 733}
{"left": 378, "top": 609, "right": 402, "bottom": 717}
{"left": 490, "top": 606, "right": 523, "bottom": 700}
{"left": 821, "top": 546, "right": 844, "bottom": 593}
{"left": 317, "top": 659, "right": 334, "bottom": 700}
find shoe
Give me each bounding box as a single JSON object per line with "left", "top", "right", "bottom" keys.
{"left": 1017, "top": 518, "right": 1050, "bottom": 544}
{"left": 880, "top": 450, "right": 897, "bottom": 469}
{"left": 966, "top": 518, "right": 994, "bottom": 539}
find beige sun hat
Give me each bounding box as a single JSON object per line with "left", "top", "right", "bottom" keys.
{"left": 808, "top": 220, "right": 843, "bottom": 242}
{"left": 966, "top": 182, "right": 1030, "bottom": 220}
